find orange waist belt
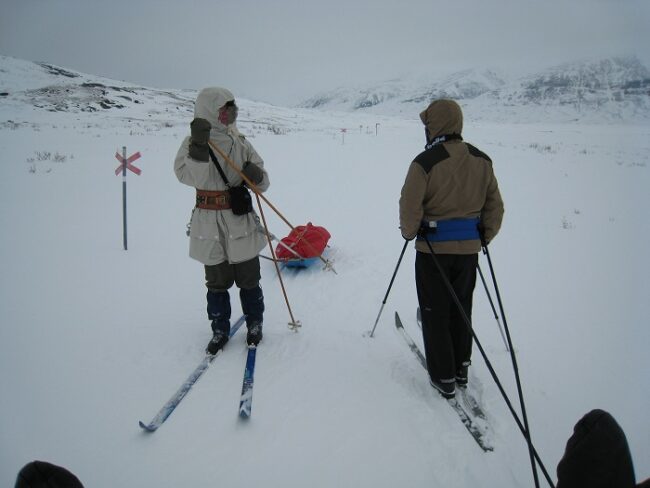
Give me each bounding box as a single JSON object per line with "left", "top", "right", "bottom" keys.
{"left": 196, "top": 190, "right": 231, "bottom": 210}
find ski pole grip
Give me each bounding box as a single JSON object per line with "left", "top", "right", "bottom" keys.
{"left": 477, "top": 222, "right": 488, "bottom": 249}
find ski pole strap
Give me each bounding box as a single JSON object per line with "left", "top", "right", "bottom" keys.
{"left": 417, "top": 217, "right": 481, "bottom": 242}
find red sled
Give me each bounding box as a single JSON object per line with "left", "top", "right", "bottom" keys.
{"left": 275, "top": 223, "right": 331, "bottom": 268}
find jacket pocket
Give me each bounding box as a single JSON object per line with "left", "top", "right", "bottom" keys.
{"left": 188, "top": 210, "right": 224, "bottom": 265}
{"left": 189, "top": 210, "right": 220, "bottom": 240}
{"left": 225, "top": 214, "right": 266, "bottom": 263}
{"left": 224, "top": 213, "right": 252, "bottom": 240}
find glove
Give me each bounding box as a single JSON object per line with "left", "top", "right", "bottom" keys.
{"left": 242, "top": 161, "right": 264, "bottom": 185}
{"left": 188, "top": 118, "right": 211, "bottom": 162}
{"left": 401, "top": 228, "right": 416, "bottom": 241}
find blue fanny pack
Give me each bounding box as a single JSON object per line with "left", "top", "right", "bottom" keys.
{"left": 417, "top": 217, "right": 481, "bottom": 242}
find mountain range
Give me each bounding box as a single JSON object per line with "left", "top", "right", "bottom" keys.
{"left": 299, "top": 57, "right": 650, "bottom": 123}
{"left": 2, "top": 55, "right": 650, "bottom": 124}
{"left": 0, "top": 55, "right": 195, "bottom": 120}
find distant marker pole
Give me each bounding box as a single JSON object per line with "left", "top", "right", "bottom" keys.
{"left": 114, "top": 147, "right": 142, "bottom": 250}
{"left": 122, "top": 146, "right": 127, "bottom": 250}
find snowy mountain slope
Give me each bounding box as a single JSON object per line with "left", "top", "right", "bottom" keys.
{"left": 300, "top": 68, "right": 508, "bottom": 114}
{"left": 0, "top": 55, "right": 334, "bottom": 135}
{"left": 1, "top": 56, "right": 649, "bottom": 487}
{"left": 515, "top": 57, "right": 650, "bottom": 104}
{"left": 0, "top": 55, "right": 195, "bottom": 120}
{"left": 299, "top": 57, "right": 650, "bottom": 123}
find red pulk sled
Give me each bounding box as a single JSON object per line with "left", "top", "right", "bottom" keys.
{"left": 275, "top": 222, "right": 331, "bottom": 268}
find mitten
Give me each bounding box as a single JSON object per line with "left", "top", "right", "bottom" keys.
{"left": 188, "top": 118, "right": 211, "bottom": 161}
{"left": 242, "top": 161, "right": 264, "bottom": 185}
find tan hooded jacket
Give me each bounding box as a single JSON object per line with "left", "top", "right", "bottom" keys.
{"left": 399, "top": 99, "right": 504, "bottom": 254}
{"left": 174, "top": 87, "right": 270, "bottom": 265}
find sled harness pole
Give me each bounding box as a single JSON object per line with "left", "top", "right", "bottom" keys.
{"left": 272, "top": 234, "right": 306, "bottom": 260}
{"left": 207, "top": 141, "right": 336, "bottom": 274}
{"left": 422, "top": 239, "right": 550, "bottom": 488}
{"left": 477, "top": 263, "right": 509, "bottom": 352}
{"left": 255, "top": 192, "right": 301, "bottom": 330}
{"left": 368, "top": 240, "right": 409, "bottom": 338}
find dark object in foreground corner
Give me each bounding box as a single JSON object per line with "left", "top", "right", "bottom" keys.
{"left": 556, "top": 409, "right": 648, "bottom": 488}
{"left": 15, "top": 460, "right": 84, "bottom": 488}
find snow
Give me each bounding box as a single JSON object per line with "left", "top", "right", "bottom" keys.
{"left": 1, "top": 56, "right": 649, "bottom": 487}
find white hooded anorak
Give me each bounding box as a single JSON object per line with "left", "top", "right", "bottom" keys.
{"left": 174, "top": 87, "right": 270, "bottom": 265}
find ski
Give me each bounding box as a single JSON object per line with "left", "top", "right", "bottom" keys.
{"left": 395, "top": 312, "right": 493, "bottom": 452}
{"left": 416, "top": 307, "right": 488, "bottom": 422}
{"left": 139, "top": 315, "right": 246, "bottom": 432}
{"left": 238, "top": 345, "right": 257, "bottom": 418}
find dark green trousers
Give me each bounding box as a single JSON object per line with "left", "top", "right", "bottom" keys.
{"left": 204, "top": 256, "right": 261, "bottom": 292}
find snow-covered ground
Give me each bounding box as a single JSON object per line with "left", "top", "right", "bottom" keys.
{"left": 1, "top": 58, "right": 649, "bottom": 487}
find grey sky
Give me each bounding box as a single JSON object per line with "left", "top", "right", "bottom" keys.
{"left": 1, "top": 0, "right": 648, "bottom": 105}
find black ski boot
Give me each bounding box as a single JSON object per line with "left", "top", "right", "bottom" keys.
{"left": 246, "top": 322, "right": 263, "bottom": 346}
{"left": 206, "top": 290, "right": 231, "bottom": 355}
{"left": 240, "top": 285, "right": 264, "bottom": 347}
{"left": 430, "top": 377, "right": 456, "bottom": 399}
{"left": 206, "top": 328, "right": 229, "bottom": 355}
{"left": 455, "top": 362, "right": 470, "bottom": 388}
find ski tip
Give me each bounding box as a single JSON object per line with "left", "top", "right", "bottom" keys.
{"left": 139, "top": 421, "right": 157, "bottom": 433}
{"left": 239, "top": 410, "right": 251, "bottom": 420}
{"left": 394, "top": 311, "right": 404, "bottom": 328}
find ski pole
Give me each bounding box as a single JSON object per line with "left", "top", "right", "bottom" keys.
{"left": 422, "top": 239, "right": 552, "bottom": 488}
{"left": 368, "top": 240, "right": 409, "bottom": 338}
{"left": 477, "top": 263, "right": 509, "bottom": 352}
{"left": 255, "top": 193, "right": 301, "bottom": 330}
{"left": 480, "top": 240, "right": 540, "bottom": 486}
{"left": 208, "top": 141, "right": 336, "bottom": 274}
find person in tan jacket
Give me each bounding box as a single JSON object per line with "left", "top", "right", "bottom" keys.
{"left": 399, "top": 99, "right": 504, "bottom": 398}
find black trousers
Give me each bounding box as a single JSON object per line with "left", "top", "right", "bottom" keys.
{"left": 415, "top": 251, "right": 477, "bottom": 382}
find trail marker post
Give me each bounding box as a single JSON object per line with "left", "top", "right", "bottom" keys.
{"left": 114, "top": 147, "right": 142, "bottom": 250}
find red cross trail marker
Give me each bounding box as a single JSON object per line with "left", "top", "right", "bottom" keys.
{"left": 113, "top": 147, "right": 142, "bottom": 250}
{"left": 115, "top": 151, "right": 142, "bottom": 175}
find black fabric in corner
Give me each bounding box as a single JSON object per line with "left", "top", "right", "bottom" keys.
{"left": 556, "top": 409, "right": 636, "bottom": 488}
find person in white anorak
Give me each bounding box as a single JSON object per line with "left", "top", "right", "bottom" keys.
{"left": 174, "top": 87, "right": 269, "bottom": 353}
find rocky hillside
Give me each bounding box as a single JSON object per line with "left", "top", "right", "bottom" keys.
{"left": 299, "top": 57, "right": 650, "bottom": 123}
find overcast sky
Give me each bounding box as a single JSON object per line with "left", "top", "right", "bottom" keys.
{"left": 1, "top": 0, "right": 649, "bottom": 105}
